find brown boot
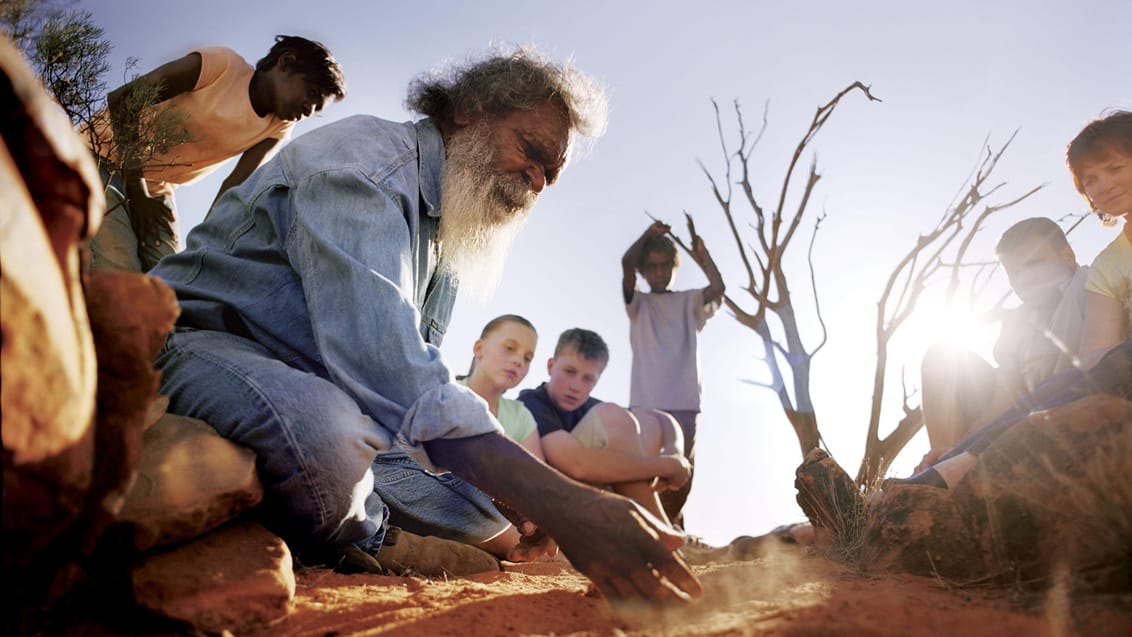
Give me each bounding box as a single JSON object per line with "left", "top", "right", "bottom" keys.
{"left": 374, "top": 527, "right": 499, "bottom": 577}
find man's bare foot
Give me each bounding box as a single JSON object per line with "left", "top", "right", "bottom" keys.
{"left": 491, "top": 501, "right": 558, "bottom": 562}
{"left": 505, "top": 526, "right": 558, "bottom": 562}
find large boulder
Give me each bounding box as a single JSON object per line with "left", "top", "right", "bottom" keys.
{"left": 1, "top": 34, "right": 181, "bottom": 633}
{"left": 1, "top": 33, "right": 105, "bottom": 630}
{"left": 85, "top": 270, "right": 179, "bottom": 530}
{"left": 117, "top": 412, "right": 263, "bottom": 552}
{"left": 132, "top": 521, "right": 296, "bottom": 634}
{"left": 861, "top": 394, "right": 1132, "bottom": 591}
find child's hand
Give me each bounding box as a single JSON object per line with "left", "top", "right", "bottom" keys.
{"left": 653, "top": 454, "right": 691, "bottom": 492}
{"left": 646, "top": 220, "right": 670, "bottom": 237}
{"left": 691, "top": 236, "right": 709, "bottom": 262}
{"left": 125, "top": 183, "right": 176, "bottom": 261}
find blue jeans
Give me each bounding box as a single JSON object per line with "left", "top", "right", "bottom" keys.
{"left": 372, "top": 451, "right": 510, "bottom": 545}
{"left": 156, "top": 328, "right": 392, "bottom": 556}
{"left": 156, "top": 328, "right": 511, "bottom": 558}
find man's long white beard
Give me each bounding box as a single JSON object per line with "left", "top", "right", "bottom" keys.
{"left": 438, "top": 124, "right": 535, "bottom": 303}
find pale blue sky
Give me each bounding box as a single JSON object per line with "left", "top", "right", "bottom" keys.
{"left": 83, "top": 0, "right": 1130, "bottom": 544}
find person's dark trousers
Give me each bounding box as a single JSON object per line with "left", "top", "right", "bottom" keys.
{"left": 659, "top": 410, "right": 697, "bottom": 531}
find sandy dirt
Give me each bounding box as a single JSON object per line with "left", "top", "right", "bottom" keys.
{"left": 241, "top": 545, "right": 1132, "bottom": 637}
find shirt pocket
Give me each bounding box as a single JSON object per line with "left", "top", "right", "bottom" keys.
{"left": 423, "top": 316, "right": 446, "bottom": 347}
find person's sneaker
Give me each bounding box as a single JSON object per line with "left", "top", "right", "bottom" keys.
{"left": 677, "top": 534, "right": 729, "bottom": 566}
{"left": 371, "top": 526, "right": 500, "bottom": 577}
{"left": 884, "top": 466, "right": 948, "bottom": 489}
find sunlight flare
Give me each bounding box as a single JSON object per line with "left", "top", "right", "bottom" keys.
{"left": 890, "top": 300, "right": 1000, "bottom": 375}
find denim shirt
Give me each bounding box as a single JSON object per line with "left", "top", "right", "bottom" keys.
{"left": 151, "top": 115, "right": 501, "bottom": 469}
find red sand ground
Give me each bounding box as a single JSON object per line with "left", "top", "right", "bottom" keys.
{"left": 242, "top": 547, "right": 1132, "bottom": 637}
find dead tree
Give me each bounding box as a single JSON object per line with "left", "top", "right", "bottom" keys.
{"left": 675, "top": 83, "right": 1041, "bottom": 485}
{"left": 670, "top": 82, "right": 881, "bottom": 456}
{"left": 856, "top": 133, "right": 1042, "bottom": 486}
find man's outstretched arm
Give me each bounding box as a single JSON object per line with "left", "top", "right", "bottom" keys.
{"left": 424, "top": 432, "right": 703, "bottom": 604}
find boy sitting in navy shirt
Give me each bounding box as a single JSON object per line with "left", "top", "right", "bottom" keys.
{"left": 518, "top": 328, "right": 689, "bottom": 528}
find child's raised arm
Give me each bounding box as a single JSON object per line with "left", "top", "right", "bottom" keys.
{"left": 691, "top": 235, "right": 725, "bottom": 306}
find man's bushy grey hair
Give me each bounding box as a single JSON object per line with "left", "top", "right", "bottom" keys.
{"left": 406, "top": 45, "right": 608, "bottom": 144}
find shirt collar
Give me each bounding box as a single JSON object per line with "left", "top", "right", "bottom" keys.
{"left": 414, "top": 118, "right": 445, "bottom": 219}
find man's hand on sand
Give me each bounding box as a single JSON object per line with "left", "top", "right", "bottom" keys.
{"left": 423, "top": 435, "right": 701, "bottom": 605}
{"left": 549, "top": 489, "right": 702, "bottom": 604}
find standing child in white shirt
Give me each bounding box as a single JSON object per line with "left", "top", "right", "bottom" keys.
{"left": 621, "top": 221, "right": 725, "bottom": 529}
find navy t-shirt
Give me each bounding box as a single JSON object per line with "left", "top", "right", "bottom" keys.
{"left": 517, "top": 382, "right": 602, "bottom": 437}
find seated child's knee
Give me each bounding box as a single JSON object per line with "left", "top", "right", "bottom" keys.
{"left": 594, "top": 403, "right": 646, "bottom": 446}
{"left": 631, "top": 408, "right": 683, "bottom": 455}
{"left": 593, "top": 403, "right": 636, "bottom": 432}
{"left": 571, "top": 407, "right": 613, "bottom": 449}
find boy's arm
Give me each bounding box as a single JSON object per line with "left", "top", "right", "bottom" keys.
{"left": 519, "top": 430, "right": 546, "bottom": 462}
{"left": 107, "top": 52, "right": 202, "bottom": 147}
{"left": 622, "top": 221, "right": 669, "bottom": 304}
{"left": 107, "top": 52, "right": 202, "bottom": 253}
{"left": 540, "top": 431, "right": 691, "bottom": 488}
{"left": 209, "top": 137, "right": 282, "bottom": 210}
{"left": 691, "top": 235, "right": 725, "bottom": 307}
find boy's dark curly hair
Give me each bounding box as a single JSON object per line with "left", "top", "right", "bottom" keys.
{"left": 257, "top": 35, "right": 346, "bottom": 103}
{"left": 638, "top": 234, "right": 678, "bottom": 270}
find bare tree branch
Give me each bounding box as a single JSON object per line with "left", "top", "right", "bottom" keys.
{"left": 855, "top": 132, "right": 1044, "bottom": 485}
{"left": 685, "top": 82, "right": 880, "bottom": 459}
{"left": 689, "top": 82, "right": 1044, "bottom": 487}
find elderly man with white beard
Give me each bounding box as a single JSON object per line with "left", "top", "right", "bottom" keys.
{"left": 148, "top": 46, "right": 703, "bottom": 605}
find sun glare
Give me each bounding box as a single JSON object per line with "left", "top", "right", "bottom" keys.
{"left": 888, "top": 300, "right": 1000, "bottom": 379}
